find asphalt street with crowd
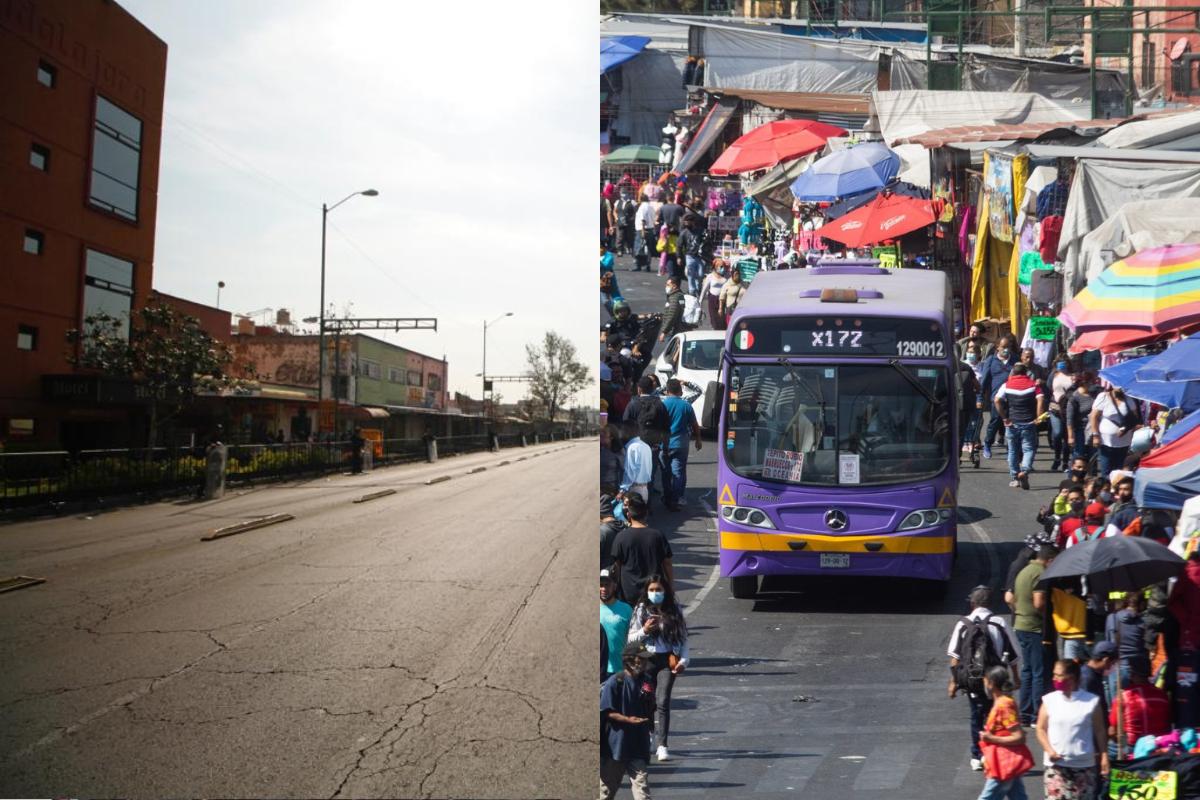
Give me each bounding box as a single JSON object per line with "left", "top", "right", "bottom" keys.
{"left": 612, "top": 254, "right": 1063, "bottom": 799}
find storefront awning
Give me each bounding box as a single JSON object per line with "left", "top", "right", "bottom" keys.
{"left": 359, "top": 406, "right": 390, "bottom": 419}
{"left": 673, "top": 95, "right": 738, "bottom": 174}
{"left": 601, "top": 36, "right": 650, "bottom": 74}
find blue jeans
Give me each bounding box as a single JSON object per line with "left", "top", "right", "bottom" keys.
{"left": 985, "top": 409, "right": 1004, "bottom": 447}
{"left": 685, "top": 255, "right": 703, "bottom": 295}
{"left": 665, "top": 445, "right": 689, "bottom": 506}
{"left": 1048, "top": 412, "right": 1071, "bottom": 466}
{"left": 1006, "top": 422, "right": 1037, "bottom": 478}
{"left": 1016, "top": 629, "right": 1046, "bottom": 724}
{"left": 1071, "top": 425, "right": 1094, "bottom": 463}
{"left": 1062, "top": 638, "right": 1089, "bottom": 661}
{"left": 967, "top": 691, "right": 993, "bottom": 759}
{"left": 633, "top": 232, "right": 649, "bottom": 270}
{"left": 1099, "top": 444, "right": 1129, "bottom": 477}
{"left": 976, "top": 776, "right": 1029, "bottom": 800}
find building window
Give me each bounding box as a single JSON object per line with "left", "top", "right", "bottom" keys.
{"left": 388, "top": 365, "right": 404, "bottom": 383}
{"left": 30, "top": 143, "right": 50, "bottom": 171}
{"left": 89, "top": 96, "right": 143, "bottom": 222}
{"left": 23, "top": 229, "right": 44, "bottom": 255}
{"left": 333, "top": 375, "right": 350, "bottom": 400}
{"left": 83, "top": 249, "right": 135, "bottom": 339}
{"left": 17, "top": 326, "right": 38, "bottom": 351}
{"left": 359, "top": 359, "right": 381, "bottom": 379}
{"left": 407, "top": 371, "right": 423, "bottom": 387}
{"left": 1143, "top": 42, "right": 1157, "bottom": 89}
{"left": 428, "top": 374, "right": 442, "bottom": 392}
{"left": 37, "top": 60, "right": 56, "bottom": 87}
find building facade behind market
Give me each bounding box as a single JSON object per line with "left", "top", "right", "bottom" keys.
{"left": 0, "top": 0, "right": 167, "bottom": 449}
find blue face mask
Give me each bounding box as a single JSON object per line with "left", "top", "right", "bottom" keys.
{"left": 665, "top": 286, "right": 672, "bottom": 295}
{"left": 648, "top": 591, "right": 665, "bottom": 605}
{"left": 1056, "top": 362, "right": 1067, "bottom": 371}
{"left": 613, "top": 502, "right": 628, "bottom": 524}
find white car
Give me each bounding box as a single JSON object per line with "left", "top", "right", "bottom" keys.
{"left": 655, "top": 330, "right": 726, "bottom": 431}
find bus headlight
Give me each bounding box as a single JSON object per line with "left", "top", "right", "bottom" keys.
{"left": 721, "top": 505, "right": 776, "bottom": 530}
{"left": 897, "top": 508, "right": 952, "bottom": 532}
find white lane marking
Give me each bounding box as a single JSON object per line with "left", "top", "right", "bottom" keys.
{"left": 852, "top": 743, "right": 922, "bottom": 790}
{"left": 961, "top": 506, "right": 1001, "bottom": 585}
{"left": 753, "top": 744, "right": 832, "bottom": 793}
{"left": 683, "top": 498, "right": 721, "bottom": 618}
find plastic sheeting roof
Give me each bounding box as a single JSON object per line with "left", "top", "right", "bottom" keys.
{"left": 601, "top": 36, "right": 651, "bottom": 74}
{"left": 893, "top": 118, "right": 1126, "bottom": 148}
{"left": 1096, "top": 107, "right": 1200, "bottom": 150}
{"left": 871, "top": 90, "right": 1091, "bottom": 149}
{"left": 1077, "top": 198, "right": 1200, "bottom": 288}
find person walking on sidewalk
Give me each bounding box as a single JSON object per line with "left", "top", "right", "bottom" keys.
{"left": 994, "top": 363, "right": 1045, "bottom": 490}
{"left": 628, "top": 574, "right": 690, "bottom": 764}
{"left": 633, "top": 194, "right": 654, "bottom": 273}
{"left": 949, "top": 586, "right": 1022, "bottom": 772}
{"left": 660, "top": 378, "right": 702, "bottom": 512}
{"left": 611, "top": 493, "right": 674, "bottom": 604}
{"left": 600, "top": 642, "right": 656, "bottom": 800}
{"left": 1015, "top": 546, "right": 1057, "bottom": 725}
{"left": 980, "top": 334, "right": 1019, "bottom": 459}
{"left": 700, "top": 259, "right": 729, "bottom": 331}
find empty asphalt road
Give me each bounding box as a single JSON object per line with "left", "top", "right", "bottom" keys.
{"left": 0, "top": 441, "right": 593, "bottom": 799}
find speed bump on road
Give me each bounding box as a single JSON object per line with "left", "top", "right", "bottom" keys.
{"left": 353, "top": 488, "right": 397, "bottom": 504}
{"left": 497, "top": 461, "right": 511, "bottom": 467}
{"left": 425, "top": 475, "right": 452, "bottom": 485}
{"left": 201, "top": 513, "right": 294, "bottom": 541}
{"left": 468, "top": 466, "right": 487, "bottom": 474}
{"left": 0, "top": 575, "right": 47, "bottom": 594}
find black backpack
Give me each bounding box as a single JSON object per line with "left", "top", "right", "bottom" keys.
{"left": 636, "top": 396, "right": 669, "bottom": 446}
{"left": 955, "top": 615, "right": 1008, "bottom": 695}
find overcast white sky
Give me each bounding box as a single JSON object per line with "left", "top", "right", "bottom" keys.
{"left": 121, "top": 0, "right": 595, "bottom": 403}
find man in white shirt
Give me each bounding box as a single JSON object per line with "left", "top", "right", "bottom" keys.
{"left": 633, "top": 197, "right": 655, "bottom": 273}
{"left": 947, "top": 586, "right": 1022, "bottom": 771}
{"left": 619, "top": 420, "right": 653, "bottom": 503}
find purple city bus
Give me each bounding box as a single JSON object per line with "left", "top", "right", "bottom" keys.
{"left": 704, "top": 263, "right": 960, "bottom": 599}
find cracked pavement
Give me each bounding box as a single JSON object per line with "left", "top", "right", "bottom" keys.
{"left": 0, "top": 441, "right": 594, "bottom": 798}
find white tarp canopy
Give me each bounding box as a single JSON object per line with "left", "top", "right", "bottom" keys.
{"left": 1059, "top": 161, "right": 1200, "bottom": 304}
{"left": 1077, "top": 198, "right": 1200, "bottom": 286}
{"left": 872, "top": 90, "right": 1090, "bottom": 146}
{"left": 700, "top": 26, "right": 880, "bottom": 95}
{"left": 1096, "top": 108, "right": 1200, "bottom": 150}
{"left": 893, "top": 143, "right": 932, "bottom": 188}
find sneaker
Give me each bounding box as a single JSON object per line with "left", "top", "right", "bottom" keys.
{"left": 982, "top": 445, "right": 992, "bottom": 459}
{"left": 1018, "top": 472, "right": 1030, "bottom": 490}
{"left": 657, "top": 745, "right": 670, "bottom": 762}
{"left": 1009, "top": 479, "right": 1021, "bottom": 488}
{"left": 1051, "top": 461, "right": 1061, "bottom": 472}
{"left": 962, "top": 443, "right": 972, "bottom": 453}
{"left": 970, "top": 758, "right": 984, "bottom": 771}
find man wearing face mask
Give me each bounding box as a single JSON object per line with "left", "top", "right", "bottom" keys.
{"left": 980, "top": 334, "right": 1019, "bottom": 460}
{"left": 600, "top": 641, "right": 656, "bottom": 800}
{"left": 659, "top": 276, "right": 687, "bottom": 342}
{"left": 1055, "top": 486, "right": 1088, "bottom": 550}
{"left": 955, "top": 321, "right": 995, "bottom": 362}
{"left": 1105, "top": 476, "right": 1138, "bottom": 537}
{"left": 1065, "top": 372, "right": 1098, "bottom": 468}
{"left": 994, "top": 362, "right": 1046, "bottom": 490}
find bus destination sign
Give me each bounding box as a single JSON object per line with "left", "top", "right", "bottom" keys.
{"left": 732, "top": 316, "right": 947, "bottom": 358}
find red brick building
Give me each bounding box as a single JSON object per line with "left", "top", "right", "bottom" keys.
{"left": 0, "top": 0, "right": 167, "bottom": 448}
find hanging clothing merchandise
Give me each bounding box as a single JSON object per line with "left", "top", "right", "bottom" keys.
{"left": 661, "top": 123, "right": 678, "bottom": 166}
{"left": 1029, "top": 268, "right": 1064, "bottom": 308}
{"left": 1036, "top": 180, "right": 1070, "bottom": 221}
{"left": 1040, "top": 216, "right": 1064, "bottom": 263}
{"left": 682, "top": 56, "right": 697, "bottom": 87}
{"left": 1018, "top": 251, "right": 1047, "bottom": 286}
{"left": 959, "top": 206, "right": 977, "bottom": 263}
{"left": 742, "top": 196, "right": 763, "bottom": 225}
{"left": 672, "top": 125, "right": 691, "bottom": 171}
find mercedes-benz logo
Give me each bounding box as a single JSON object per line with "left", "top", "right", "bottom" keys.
{"left": 825, "top": 509, "right": 848, "bottom": 531}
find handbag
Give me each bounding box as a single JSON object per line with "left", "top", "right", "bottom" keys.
{"left": 979, "top": 740, "right": 1034, "bottom": 781}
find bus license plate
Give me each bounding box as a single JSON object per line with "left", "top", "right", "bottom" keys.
{"left": 820, "top": 554, "right": 849, "bottom": 569}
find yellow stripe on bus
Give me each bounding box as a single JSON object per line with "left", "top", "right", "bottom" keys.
{"left": 720, "top": 531, "right": 953, "bottom": 554}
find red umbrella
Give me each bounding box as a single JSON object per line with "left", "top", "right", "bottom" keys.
{"left": 1068, "top": 323, "right": 1200, "bottom": 356}
{"left": 812, "top": 193, "right": 936, "bottom": 248}
{"left": 709, "top": 120, "right": 847, "bottom": 176}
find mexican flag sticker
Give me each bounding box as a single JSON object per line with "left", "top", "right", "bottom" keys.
{"left": 734, "top": 330, "right": 754, "bottom": 350}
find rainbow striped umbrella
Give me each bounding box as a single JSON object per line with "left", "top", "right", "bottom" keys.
{"left": 1060, "top": 243, "right": 1200, "bottom": 334}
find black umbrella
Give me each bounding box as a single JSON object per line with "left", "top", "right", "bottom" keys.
{"left": 1036, "top": 535, "right": 1185, "bottom": 597}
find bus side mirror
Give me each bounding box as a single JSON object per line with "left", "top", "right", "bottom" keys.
{"left": 702, "top": 381, "right": 724, "bottom": 429}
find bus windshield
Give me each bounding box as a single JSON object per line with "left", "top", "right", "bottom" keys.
{"left": 724, "top": 361, "right": 951, "bottom": 486}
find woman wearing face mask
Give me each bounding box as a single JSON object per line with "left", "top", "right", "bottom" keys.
{"left": 1035, "top": 659, "right": 1108, "bottom": 799}
{"left": 627, "top": 574, "right": 690, "bottom": 763}
{"left": 1065, "top": 372, "right": 1097, "bottom": 470}
{"left": 700, "top": 258, "right": 729, "bottom": 331}
{"left": 718, "top": 267, "right": 746, "bottom": 327}
{"left": 1089, "top": 385, "right": 1140, "bottom": 478}
{"left": 1047, "top": 357, "right": 1075, "bottom": 473}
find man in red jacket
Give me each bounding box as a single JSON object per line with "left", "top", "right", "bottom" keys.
{"left": 994, "top": 363, "right": 1046, "bottom": 490}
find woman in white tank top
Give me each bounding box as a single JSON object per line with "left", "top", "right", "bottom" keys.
{"left": 1035, "top": 659, "right": 1108, "bottom": 799}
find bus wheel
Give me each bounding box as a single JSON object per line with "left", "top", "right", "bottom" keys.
{"left": 730, "top": 575, "right": 759, "bottom": 599}
{"left": 920, "top": 578, "right": 951, "bottom": 601}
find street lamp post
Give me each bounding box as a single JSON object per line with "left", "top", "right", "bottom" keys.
{"left": 318, "top": 188, "right": 378, "bottom": 438}
{"left": 482, "top": 313, "right": 513, "bottom": 436}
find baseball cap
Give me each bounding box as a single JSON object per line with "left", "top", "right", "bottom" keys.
{"left": 601, "top": 568, "right": 616, "bottom": 582}
{"left": 1085, "top": 502, "right": 1108, "bottom": 521}
{"left": 622, "top": 641, "right": 652, "bottom": 659}
{"left": 1090, "top": 641, "right": 1117, "bottom": 659}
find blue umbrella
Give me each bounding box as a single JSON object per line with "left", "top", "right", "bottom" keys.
{"left": 790, "top": 142, "right": 901, "bottom": 202}
{"left": 1163, "top": 408, "right": 1200, "bottom": 445}
{"left": 1136, "top": 453, "right": 1200, "bottom": 508}
{"left": 1134, "top": 335, "right": 1200, "bottom": 382}
{"left": 601, "top": 36, "right": 650, "bottom": 74}
{"left": 1100, "top": 354, "right": 1200, "bottom": 412}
